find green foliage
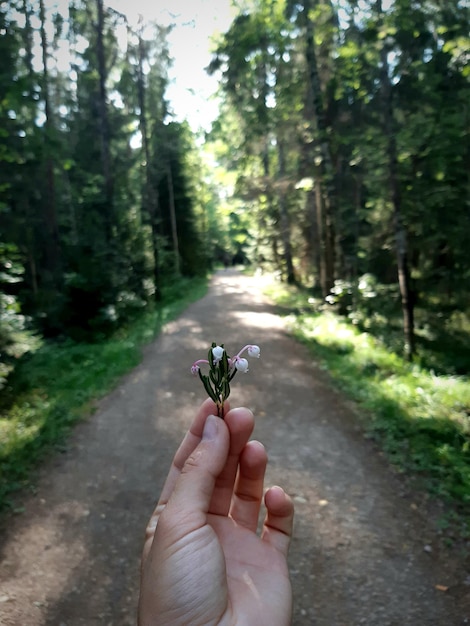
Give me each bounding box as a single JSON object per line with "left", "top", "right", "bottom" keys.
{"left": 0, "top": 276, "right": 208, "bottom": 511}
{"left": 1, "top": 1, "right": 211, "bottom": 343}
{"left": 0, "top": 242, "right": 40, "bottom": 389}
{"left": 153, "top": 122, "right": 207, "bottom": 277}
{"left": 211, "top": 0, "right": 470, "bottom": 358}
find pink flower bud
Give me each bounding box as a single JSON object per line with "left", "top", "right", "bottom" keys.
{"left": 247, "top": 345, "right": 260, "bottom": 358}
{"left": 235, "top": 358, "right": 249, "bottom": 373}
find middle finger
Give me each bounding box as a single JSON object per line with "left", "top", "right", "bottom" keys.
{"left": 208, "top": 406, "right": 254, "bottom": 516}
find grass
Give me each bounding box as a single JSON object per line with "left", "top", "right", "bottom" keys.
{"left": 264, "top": 279, "right": 470, "bottom": 534}
{"left": 0, "top": 276, "right": 208, "bottom": 511}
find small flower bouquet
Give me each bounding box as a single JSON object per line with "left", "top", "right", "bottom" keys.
{"left": 191, "top": 343, "right": 261, "bottom": 418}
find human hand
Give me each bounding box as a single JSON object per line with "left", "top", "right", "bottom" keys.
{"left": 138, "top": 399, "right": 294, "bottom": 626}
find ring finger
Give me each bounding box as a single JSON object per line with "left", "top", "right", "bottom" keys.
{"left": 229, "top": 440, "right": 267, "bottom": 531}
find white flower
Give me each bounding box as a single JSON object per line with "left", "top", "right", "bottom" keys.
{"left": 235, "top": 358, "right": 249, "bottom": 373}
{"left": 212, "top": 345, "right": 225, "bottom": 361}
{"left": 247, "top": 345, "right": 260, "bottom": 358}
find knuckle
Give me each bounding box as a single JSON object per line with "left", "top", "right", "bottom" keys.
{"left": 181, "top": 449, "right": 203, "bottom": 474}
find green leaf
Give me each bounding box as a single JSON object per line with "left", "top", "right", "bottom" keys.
{"left": 200, "top": 372, "right": 217, "bottom": 403}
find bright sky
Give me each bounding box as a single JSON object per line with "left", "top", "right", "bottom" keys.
{"left": 110, "top": 0, "right": 236, "bottom": 132}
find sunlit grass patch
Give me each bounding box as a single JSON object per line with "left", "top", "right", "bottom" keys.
{"left": 266, "top": 281, "right": 470, "bottom": 520}
{"left": 0, "top": 276, "right": 208, "bottom": 511}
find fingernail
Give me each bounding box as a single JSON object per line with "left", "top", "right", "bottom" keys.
{"left": 202, "top": 414, "right": 218, "bottom": 441}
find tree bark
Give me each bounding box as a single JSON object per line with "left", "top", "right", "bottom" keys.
{"left": 314, "top": 180, "right": 328, "bottom": 292}
{"left": 23, "top": 0, "right": 34, "bottom": 82}
{"left": 306, "top": 188, "right": 321, "bottom": 285}
{"left": 95, "top": 0, "right": 113, "bottom": 240}
{"left": 302, "top": 0, "right": 336, "bottom": 296}
{"left": 136, "top": 24, "right": 161, "bottom": 300}
{"left": 167, "top": 165, "right": 180, "bottom": 276}
{"left": 38, "top": 0, "right": 61, "bottom": 282}
{"left": 277, "top": 140, "right": 296, "bottom": 284}
{"left": 377, "top": 0, "right": 415, "bottom": 359}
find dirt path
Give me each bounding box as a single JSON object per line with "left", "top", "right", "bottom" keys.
{"left": 0, "top": 270, "right": 468, "bottom": 626}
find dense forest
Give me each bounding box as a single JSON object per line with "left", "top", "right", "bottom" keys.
{"left": 1, "top": 0, "right": 469, "bottom": 382}
{"left": 0, "top": 0, "right": 225, "bottom": 376}
{"left": 208, "top": 0, "right": 469, "bottom": 363}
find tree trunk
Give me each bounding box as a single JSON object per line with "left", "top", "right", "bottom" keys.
{"left": 136, "top": 25, "right": 161, "bottom": 300}
{"left": 277, "top": 140, "right": 296, "bottom": 284}
{"left": 314, "top": 181, "right": 328, "bottom": 294}
{"left": 377, "top": 0, "right": 415, "bottom": 359}
{"left": 38, "top": 0, "right": 61, "bottom": 283}
{"left": 23, "top": 0, "right": 34, "bottom": 82}
{"left": 307, "top": 188, "right": 322, "bottom": 286}
{"left": 95, "top": 0, "right": 113, "bottom": 240}
{"left": 167, "top": 165, "right": 180, "bottom": 276}
{"left": 302, "top": 0, "right": 336, "bottom": 296}
{"left": 21, "top": 1, "right": 40, "bottom": 300}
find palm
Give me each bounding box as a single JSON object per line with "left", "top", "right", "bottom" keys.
{"left": 210, "top": 514, "right": 292, "bottom": 625}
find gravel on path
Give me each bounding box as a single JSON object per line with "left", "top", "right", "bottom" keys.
{"left": 0, "top": 270, "right": 468, "bottom": 625}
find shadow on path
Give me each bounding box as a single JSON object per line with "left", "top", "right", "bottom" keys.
{"left": 0, "top": 270, "right": 468, "bottom": 625}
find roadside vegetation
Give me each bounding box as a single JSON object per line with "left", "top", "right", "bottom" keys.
{"left": 264, "top": 279, "right": 470, "bottom": 537}
{"left": 0, "top": 277, "right": 208, "bottom": 512}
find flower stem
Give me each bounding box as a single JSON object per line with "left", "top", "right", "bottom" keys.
{"left": 216, "top": 401, "right": 225, "bottom": 419}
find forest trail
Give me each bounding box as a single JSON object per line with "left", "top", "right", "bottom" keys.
{"left": 0, "top": 270, "right": 468, "bottom": 626}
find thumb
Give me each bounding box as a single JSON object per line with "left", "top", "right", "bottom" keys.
{"left": 160, "top": 415, "right": 230, "bottom": 536}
